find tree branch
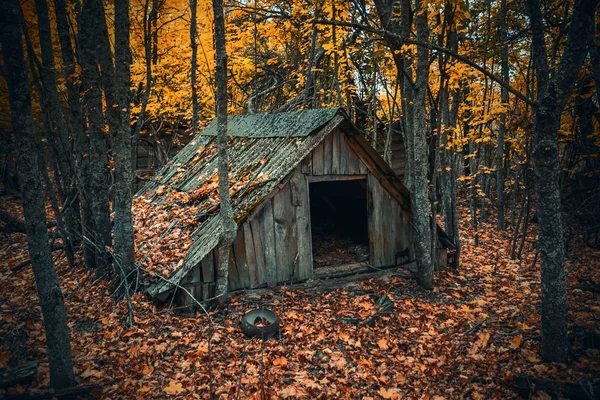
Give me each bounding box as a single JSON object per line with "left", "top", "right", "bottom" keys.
{"left": 315, "top": 18, "right": 533, "bottom": 106}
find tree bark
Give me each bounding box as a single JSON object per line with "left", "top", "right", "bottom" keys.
{"left": 33, "top": 0, "right": 80, "bottom": 258}
{"left": 412, "top": 0, "right": 433, "bottom": 288}
{"left": 213, "top": 0, "right": 235, "bottom": 306}
{"left": 0, "top": 0, "right": 75, "bottom": 388}
{"left": 53, "top": 0, "right": 94, "bottom": 267}
{"left": 112, "top": 0, "right": 136, "bottom": 285}
{"left": 495, "top": 0, "right": 509, "bottom": 230}
{"left": 77, "top": 0, "right": 113, "bottom": 273}
{"left": 190, "top": 0, "right": 199, "bottom": 135}
{"left": 525, "top": 0, "right": 598, "bottom": 363}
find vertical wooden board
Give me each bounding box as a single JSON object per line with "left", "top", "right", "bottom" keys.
{"left": 437, "top": 248, "right": 448, "bottom": 270}
{"left": 358, "top": 157, "right": 368, "bottom": 174}
{"left": 348, "top": 146, "right": 362, "bottom": 174}
{"left": 338, "top": 134, "right": 348, "bottom": 174}
{"left": 292, "top": 170, "right": 312, "bottom": 281}
{"left": 372, "top": 177, "right": 386, "bottom": 267}
{"left": 201, "top": 251, "right": 215, "bottom": 283}
{"left": 192, "top": 263, "right": 202, "bottom": 283}
{"left": 249, "top": 217, "right": 266, "bottom": 286}
{"left": 312, "top": 141, "right": 324, "bottom": 175}
{"left": 260, "top": 199, "right": 277, "bottom": 284}
{"left": 382, "top": 190, "right": 395, "bottom": 265}
{"left": 273, "top": 183, "right": 298, "bottom": 283}
{"left": 243, "top": 223, "right": 259, "bottom": 288}
{"left": 338, "top": 133, "right": 361, "bottom": 174}
{"left": 367, "top": 173, "right": 377, "bottom": 266}
{"left": 394, "top": 202, "right": 405, "bottom": 263}
{"left": 323, "top": 131, "right": 333, "bottom": 174}
{"left": 231, "top": 228, "right": 251, "bottom": 289}
{"left": 331, "top": 129, "right": 340, "bottom": 174}
{"left": 404, "top": 211, "right": 416, "bottom": 259}
{"left": 227, "top": 239, "right": 241, "bottom": 290}
{"left": 301, "top": 155, "right": 312, "bottom": 175}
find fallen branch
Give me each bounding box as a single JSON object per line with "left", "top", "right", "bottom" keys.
{"left": 574, "top": 284, "right": 600, "bottom": 294}
{"left": 0, "top": 361, "right": 39, "bottom": 389}
{"left": 2, "top": 384, "right": 100, "bottom": 399}
{"left": 512, "top": 376, "right": 598, "bottom": 400}
{"left": 9, "top": 246, "right": 64, "bottom": 272}
{"left": 0, "top": 209, "right": 26, "bottom": 233}
{"left": 0, "top": 210, "right": 57, "bottom": 234}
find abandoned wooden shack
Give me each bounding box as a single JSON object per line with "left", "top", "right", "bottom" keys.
{"left": 137, "top": 108, "right": 454, "bottom": 304}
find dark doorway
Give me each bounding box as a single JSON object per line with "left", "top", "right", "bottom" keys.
{"left": 309, "top": 179, "right": 369, "bottom": 268}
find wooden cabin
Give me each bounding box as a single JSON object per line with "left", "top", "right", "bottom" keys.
{"left": 138, "top": 108, "right": 454, "bottom": 304}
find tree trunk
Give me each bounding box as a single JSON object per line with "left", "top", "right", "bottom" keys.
{"left": 412, "top": 0, "right": 433, "bottom": 289}
{"left": 0, "top": 0, "right": 75, "bottom": 388}
{"left": 213, "top": 0, "right": 235, "bottom": 306}
{"left": 495, "top": 0, "right": 509, "bottom": 230}
{"left": 400, "top": 0, "right": 415, "bottom": 193}
{"left": 53, "top": 0, "right": 94, "bottom": 266}
{"left": 190, "top": 0, "right": 199, "bottom": 135}
{"left": 77, "top": 0, "right": 113, "bottom": 273}
{"left": 112, "top": 0, "right": 135, "bottom": 287}
{"left": 525, "top": 0, "right": 597, "bottom": 362}
{"left": 33, "top": 0, "right": 80, "bottom": 260}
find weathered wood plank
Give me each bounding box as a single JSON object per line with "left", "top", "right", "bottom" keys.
{"left": 323, "top": 130, "right": 333, "bottom": 174}
{"left": 249, "top": 217, "right": 266, "bottom": 286}
{"left": 228, "top": 241, "right": 241, "bottom": 290}
{"left": 292, "top": 169, "right": 312, "bottom": 281}
{"left": 273, "top": 183, "right": 298, "bottom": 283}
{"left": 382, "top": 189, "right": 395, "bottom": 265}
{"left": 367, "top": 173, "right": 377, "bottom": 266}
{"left": 261, "top": 199, "right": 277, "bottom": 285}
{"left": 331, "top": 128, "right": 340, "bottom": 174}
{"left": 338, "top": 133, "right": 348, "bottom": 174}
{"left": 243, "top": 223, "right": 259, "bottom": 288}
{"left": 232, "top": 228, "right": 251, "bottom": 289}
{"left": 312, "top": 140, "right": 324, "bottom": 175}
{"left": 301, "top": 153, "right": 312, "bottom": 175}
{"left": 201, "top": 250, "right": 215, "bottom": 283}
{"left": 358, "top": 157, "right": 368, "bottom": 174}
{"left": 307, "top": 174, "right": 366, "bottom": 182}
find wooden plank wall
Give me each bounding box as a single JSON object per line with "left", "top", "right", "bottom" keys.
{"left": 367, "top": 172, "right": 414, "bottom": 268}
{"left": 302, "top": 128, "right": 368, "bottom": 175}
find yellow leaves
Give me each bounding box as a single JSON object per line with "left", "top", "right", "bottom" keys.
{"left": 163, "top": 380, "right": 185, "bottom": 395}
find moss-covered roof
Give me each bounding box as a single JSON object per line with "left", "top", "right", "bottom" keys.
{"left": 199, "top": 108, "right": 339, "bottom": 138}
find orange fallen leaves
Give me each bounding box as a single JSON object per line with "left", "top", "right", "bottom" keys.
{"left": 163, "top": 380, "right": 185, "bottom": 395}
{"left": 509, "top": 335, "right": 523, "bottom": 349}
{"left": 377, "top": 338, "right": 389, "bottom": 351}
{"left": 379, "top": 387, "right": 400, "bottom": 399}
{"left": 1, "top": 198, "right": 599, "bottom": 399}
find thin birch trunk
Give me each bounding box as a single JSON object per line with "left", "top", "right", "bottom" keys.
{"left": 213, "top": 0, "right": 236, "bottom": 306}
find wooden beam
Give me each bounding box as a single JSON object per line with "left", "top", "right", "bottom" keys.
{"left": 308, "top": 174, "right": 367, "bottom": 182}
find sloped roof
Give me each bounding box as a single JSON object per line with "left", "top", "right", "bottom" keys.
{"left": 199, "top": 108, "right": 339, "bottom": 138}
{"left": 134, "top": 109, "right": 346, "bottom": 296}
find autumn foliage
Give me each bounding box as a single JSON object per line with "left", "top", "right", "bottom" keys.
{"left": 1, "top": 196, "right": 598, "bottom": 399}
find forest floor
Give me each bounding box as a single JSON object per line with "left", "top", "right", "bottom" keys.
{"left": 0, "top": 195, "right": 599, "bottom": 399}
